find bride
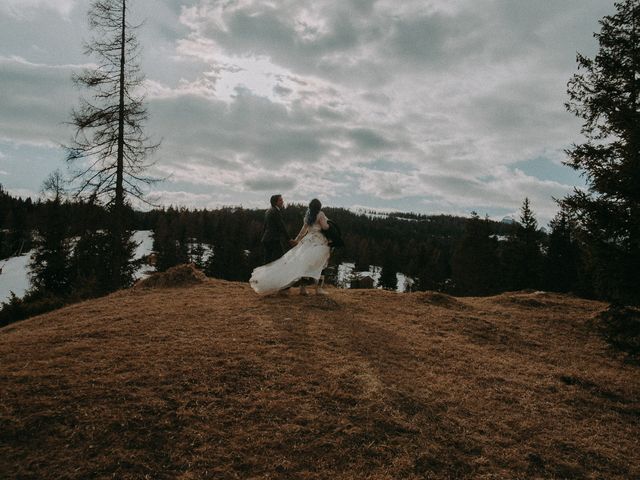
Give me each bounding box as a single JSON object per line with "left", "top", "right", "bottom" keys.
{"left": 250, "top": 198, "right": 330, "bottom": 296}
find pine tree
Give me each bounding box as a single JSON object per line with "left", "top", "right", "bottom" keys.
{"left": 451, "top": 212, "right": 500, "bottom": 295}
{"left": 413, "top": 240, "right": 450, "bottom": 292}
{"left": 378, "top": 240, "right": 398, "bottom": 291}
{"left": 504, "top": 198, "right": 542, "bottom": 290}
{"left": 70, "top": 220, "right": 138, "bottom": 295}
{"left": 65, "top": 0, "right": 158, "bottom": 290}
{"left": 153, "top": 214, "right": 181, "bottom": 272}
{"left": 29, "top": 174, "right": 72, "bottom": 296}
{"left": 205, "top": 215, "right": 249, "bottom": 281}
{"left": 562, "top": 0, "right": 640, "bottom": 304}
{"left": 354, "top": 238, "right": 372, "bottom": 272}
{"left": 545, "top": 210, "right": 579, "bottom": 293}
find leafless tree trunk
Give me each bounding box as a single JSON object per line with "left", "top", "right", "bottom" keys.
{"left": 65, "top": 0, "right": 159, "bottom": 289}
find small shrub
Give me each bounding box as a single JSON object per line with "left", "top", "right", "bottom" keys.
{"left": 0, "top": 291, "right": 66, "bottom": 327}
{"left": 597, "top": 305, "right": 640, "bottom": 360}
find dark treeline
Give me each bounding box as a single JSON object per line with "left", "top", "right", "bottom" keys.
{"left": 0, "top": 184, "right": 144, "bottom": 324}
{"left": 2, "top": 183, "right": 594, "bottom": 312}
{"left": 0, "top": 185, "right": 112, "bottom": 259}
{"left": 136, "top": 199, "right": 589, "bottom": 298}
{"left": 134, "top": 202, "right": 521, "bottom": 294}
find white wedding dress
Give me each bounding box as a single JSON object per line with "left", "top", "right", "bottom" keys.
{"left": 250, "top": 220, "right": 330, "bottom": 295}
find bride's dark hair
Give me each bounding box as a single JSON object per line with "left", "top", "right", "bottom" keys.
{"left": 305, "top": 198, "right": 322, "bottom": 225}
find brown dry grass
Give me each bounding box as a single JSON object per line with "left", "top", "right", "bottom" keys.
{"left": 1, "top": 268, "right": 639, "bottom": 479}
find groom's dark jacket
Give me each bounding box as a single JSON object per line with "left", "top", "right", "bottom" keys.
{"left": 261, "top": 207, "right": 290, "bottom": 243}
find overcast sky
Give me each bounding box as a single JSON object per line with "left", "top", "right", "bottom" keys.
{"left": 0, "top": 0, "right": 614, "bottom": 224}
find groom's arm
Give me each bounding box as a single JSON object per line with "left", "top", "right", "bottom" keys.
{"left": 276, "top": 210, "right": 290, "bottom": 240}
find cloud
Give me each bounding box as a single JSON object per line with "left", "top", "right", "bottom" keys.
{"left": 171, "top": 0, "right": 606, "bottom": 178}
{"left": 243, "top": 175, "right": 297, "bottom": 191}
{"left": 143, "top": 189, "right": 234, "bottom": 210}
{"left": 0, "top": 0, "right": 616, "bottom": 226}
{"left": 0, "top": 56, "right": 81, "bottom": 147}
{"left": 177, "top": 0, "right": 388, "bottom": 85}
{"left": 146, "top": 84, "right": 398, "bottom": 171}
{"left": 416, "top": 166, "right": 573, "bottom": 220}
{"left": 0, "top": 0, "right": 77, "bottom": 20}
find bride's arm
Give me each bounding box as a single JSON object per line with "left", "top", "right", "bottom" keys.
{"left": 294, "top": 223, "right": 309, "bottom": 242}
{"left": 318, "top": 211, "right": 330, "bottom": 230}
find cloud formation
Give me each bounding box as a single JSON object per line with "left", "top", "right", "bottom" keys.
{"left": 0, "top": 0, "right": 77, "bottom": 20}
{"left": 0, "top": 0, "right": 613, "bottom": 224}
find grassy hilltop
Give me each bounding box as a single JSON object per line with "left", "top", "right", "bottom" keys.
{"left": 1, "top": 266, "right": 639, "bottom": 479}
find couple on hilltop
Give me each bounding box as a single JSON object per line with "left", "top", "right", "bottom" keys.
{"left": 250, "top": 194, "right": 332, "bottom": 296}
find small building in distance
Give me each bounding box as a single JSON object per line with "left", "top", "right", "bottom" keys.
{"left": 350, "top": 273, "right": 375, "bottom": 289}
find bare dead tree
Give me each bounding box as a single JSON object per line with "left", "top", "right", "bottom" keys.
{"left": 65, "top": 0, "right": 159, "bottom": 289}
{"left": 41, "top": 169, "right": 68, "bottom": 202}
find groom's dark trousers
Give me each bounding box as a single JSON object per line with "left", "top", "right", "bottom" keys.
{"left": 263, "top": 240, "right": 284, "bottom": 264}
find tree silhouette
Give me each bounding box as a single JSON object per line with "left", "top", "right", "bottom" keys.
{"left": 562, "top": 0, "right": 640, "bottom": 304}
{"left": 205, "top": 212, "right": 250, "bottom": 281}
{"left": 413, "top": 240, "right": 450, "bottom": 292}
{"left": 545, "top": 209, "right": 580, "bottom": 293}
{"left": 451, "top": 212, "right": 500, "bottom": 295}
{"left": 378, "top": 240, "right": 399, "bottom": 290}
{"left": 65, "top": 0, "right": 159, "bottom": 290}
{"left": 503, "top": 198, "right": 543, "bottom": 290}
{"left": 29, "top": 172, "right": 72, "bottom": 296}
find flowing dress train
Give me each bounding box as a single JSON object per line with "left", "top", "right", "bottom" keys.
{"left": 250, "top": 222, "right": 329, "bottom": 295}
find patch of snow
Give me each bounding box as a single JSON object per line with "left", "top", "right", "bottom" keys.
{"left": 132, "top": 230, "right": 154, "bottom": 260}
{"left": 490, "top": 234, "right": 510, "bottom": 242}
{"left": 132, "top": 230, "right": 155, "bottom": 281}
{"left": 0, "top": 252, "right": 32, "bottom": 302}
{"left": 335, "top": 262, "right": 413, "bottom": 292}
{"left": 397, "top": 272, "right": 415, "bottom": 292}
{"left": 336, "top": 262, "right": 355, "bottom": 288}
{"left": 348, "top": 207, "right": 421, "bottom": 222}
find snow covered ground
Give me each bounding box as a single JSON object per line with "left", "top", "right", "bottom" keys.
{"left": 0, "top": 253, "right": 31, "bottom": 303}
{"left": 132, "top": 230, "right": 154, "bottom": 261}
{"left": 336, "top": 262, "right": 414, "bottom": 292}
{"left": 132, "top": 230, "right": 155, "bottom": 281}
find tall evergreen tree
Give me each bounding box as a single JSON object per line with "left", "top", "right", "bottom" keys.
{"left": 504, "top": 198, "right": 543, "bottom": 290}
{"left": 377, "top": 240, "right": 399, "bottom": 290}
{"left": 205, "top": 214, "right": 249, "bottom": 281}
{"left": 65, "top": 0, "right": 158, "bottom": 290}
{"left": 452, "top": 213, "right": 500, "bottom": 295}
{"left": 153, "top": 213, "right": 187, "bottom": 272}
{"left": 29, "top": 172, "right": 72, "bottom": 296}
{"left": 562, "top": 0, "right": 640, "bottom": 304}
{"left": 545, "top": 209, "right": 580, "bottom": 293}
{"left": 354, "top": 238, "right": 372, "bottom": 272}
{"left": 413, "top": 240, "right": 450, "bottom": 292}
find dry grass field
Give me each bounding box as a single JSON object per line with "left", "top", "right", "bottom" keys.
{"left": 1, "top": 265, "right": 639, "bottom": 479}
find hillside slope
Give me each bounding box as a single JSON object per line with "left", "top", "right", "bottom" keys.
{"left": 1, "top": 270, "right": 639, "bottom": 479}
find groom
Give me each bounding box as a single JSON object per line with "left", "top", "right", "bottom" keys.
{"left": 261, "top": 194, "right": 296, "bottom": 264}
